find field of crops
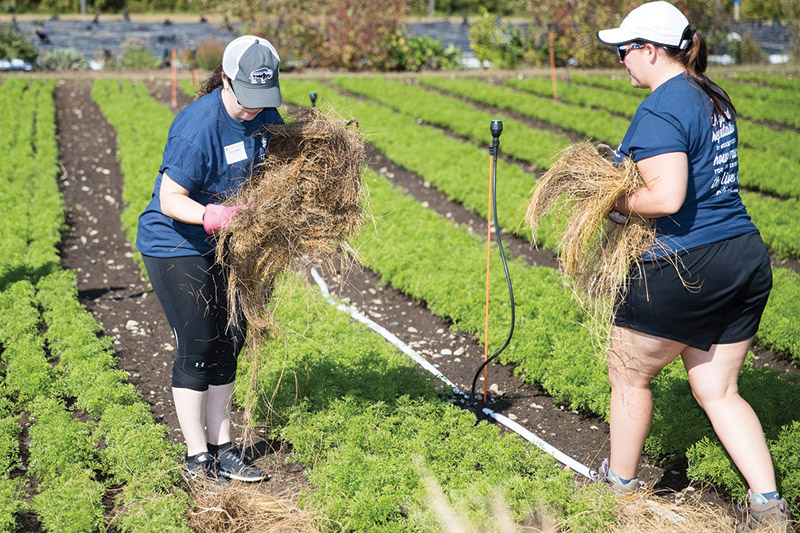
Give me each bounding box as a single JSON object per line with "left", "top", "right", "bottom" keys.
{"left": 1, "top": 69, "right": 799, "bottom": 531}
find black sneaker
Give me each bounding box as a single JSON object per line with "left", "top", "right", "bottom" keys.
{"left": 208, "top": 441, "right": 254, "bottom": 464}
{"left": 182, "top": 451, "right": 227, "bottom": 484}
{"left": 214, "top": 442, "right": 269, "bottom": 482}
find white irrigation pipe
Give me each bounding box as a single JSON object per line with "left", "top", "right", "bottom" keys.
{"left": 310, "top": 267, "right": 597, "bottom": 480}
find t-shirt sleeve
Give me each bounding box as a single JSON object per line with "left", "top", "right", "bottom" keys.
{"left": 159, "top": 135, "right": 209, "bottom": 195}
{"left": 626, "top": 110, "right": 687, "bottom": 162}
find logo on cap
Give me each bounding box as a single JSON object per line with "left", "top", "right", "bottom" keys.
{"left": 249, "top": 67, "right": 273, "bottom": 85}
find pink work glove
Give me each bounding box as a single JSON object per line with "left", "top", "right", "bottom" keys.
{"left": 202, "top": 203, "right": 248, "bottom": 235}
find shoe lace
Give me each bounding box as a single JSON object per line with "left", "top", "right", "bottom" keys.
{"left": 221, "top": 451, "right": 246, "bottom": 469}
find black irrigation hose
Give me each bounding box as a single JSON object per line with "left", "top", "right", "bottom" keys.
{"left": 471, "top": 120, "right": 515, "bottom": 401}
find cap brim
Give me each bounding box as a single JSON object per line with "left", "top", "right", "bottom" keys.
{"left": 231, "top": 80, "right": 281, "bottom": 109}
{"left": 597, "top": 28, "right": 640, "bottom": 46}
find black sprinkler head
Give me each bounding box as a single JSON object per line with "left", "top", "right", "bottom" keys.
{"left": 490, "top": 119, "right": 503, "bottom": 138}
{"left": 310, "top": 91, "right": 318, "bottom": 107}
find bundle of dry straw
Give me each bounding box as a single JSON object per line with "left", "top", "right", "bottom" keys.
{"left": 525, "top": 143, "right": 655, "bottom": 325}
{"left": 215, "top": 107, "right": 367, "bottom": 340}
{"left": 187, "top": 478, "right": 326, "bottom": 532}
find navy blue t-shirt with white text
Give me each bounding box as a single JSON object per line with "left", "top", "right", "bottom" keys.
{"left": 137, "top": 87, "right": 282, "bottom": 257}
{"left": 618, "top": 73, "right": 756, "bottom": 257}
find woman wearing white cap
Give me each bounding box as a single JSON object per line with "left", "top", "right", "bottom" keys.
{"left": 136, "top": 35, "right": 283, "bottom": 484}
{"left": 596, "top": 2, "right": 789, "bottom": 530}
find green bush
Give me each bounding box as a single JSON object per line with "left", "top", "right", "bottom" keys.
{"left": 241, "top": 0, "right": 409, "bottom": 70}
{"left": 468, "top": 9, "right": 525, "bottom": 68}
{"left": 115, "top": 43, "right": 160, "bottom": 71}
{"left": 376, "top": 30, "right": 461, "bottom": 71}
{"left": 192, "top": 38, "right": 225, "bottom": 71}
{"left": 686, "top": 437, "right": 746, "bottom": 500}
{"left": 41, "top": 48, "right": 90, "bottom": 71}
{"left": 0, "top": 22, "right": 37, "bottom": 64}
{"left": 406, "top": 0, "right": 517, "bottom": 16}
{"left": 728, "top": 33, "right": 767, "bottom": 64}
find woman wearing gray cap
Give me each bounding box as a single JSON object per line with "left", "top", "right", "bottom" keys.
{"left": 136, "top": 35, "right": 282, "bottom": 484}
{"left": 596, "top": 2, "right": 789, "bottom": 530}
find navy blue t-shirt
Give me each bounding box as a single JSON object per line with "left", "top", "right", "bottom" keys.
{"left": 137, "top": 87, "right": 282, "bottom": 257}
{"left": 617, "top": 73, "right": 756, "bottom": 257}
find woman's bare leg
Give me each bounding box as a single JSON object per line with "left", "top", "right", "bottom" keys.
{"left": 607, "top": 326, "right": 685, "bottom": 479}
{"left": 172, "top": 387, "right": 208, "bottom": 457}
{"left": 682, "top": 339, "right": 776, "bottom": 494}
{"left": 206, "top": 382, "right": 235, "bottom": 446}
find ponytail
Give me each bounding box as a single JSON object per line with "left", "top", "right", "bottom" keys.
{"left": 666, "top": 31, "right": 737, "bottom": 121}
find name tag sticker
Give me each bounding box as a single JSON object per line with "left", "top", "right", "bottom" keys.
{"left": 224, "top": 141, "right": 247, "bottom": 165}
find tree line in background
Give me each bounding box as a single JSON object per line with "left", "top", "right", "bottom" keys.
{"left": 1, "top": 0, "right": 798, "bottom": 70}
{"left": 1, "top": 0, "right": 796, "bottom": 20}
{"left": 234, "top": 0, "right": 798, "bottom": 69}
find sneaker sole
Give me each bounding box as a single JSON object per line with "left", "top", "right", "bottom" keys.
{"left": 219, "top": 471, "right": 271, "bottom": 483}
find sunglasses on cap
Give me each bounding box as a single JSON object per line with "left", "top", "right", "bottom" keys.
{"left": 617, "top": 42, "right": 646, "bottom": 61}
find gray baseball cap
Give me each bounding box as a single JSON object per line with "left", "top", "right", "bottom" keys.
{"left": 222, "top": 35, "right": 281, "bottom": 109}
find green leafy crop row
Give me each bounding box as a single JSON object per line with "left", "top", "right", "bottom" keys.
{"left": 731, "top": 73, "right": 800, "bottom": 91}
{"left": 36, "top": 270, "right": 191, "bottom": 532}
{"left": 721, "top": 81, "right": 800, "bottom": 129}
{"left": 0, "top": 281, "right": 42, "bottom": 528}
{"left": 91, "top": 80, "right": 174, "bottom": 274}
{"left": 0, "top": 272, "right": 190, "bottom": 532}
{"left": 419, "top": 76, "right": 631, "bottom": 146}
{"left": 508, "top": 76, "right": 641, "bottom": 117}
{"left": 0, "top": 79, "right": 64, "bottom": 292}
{"left": 0, "top": 79, "right": 64, "bottom": 528}
{"left": 0, "top": 79, "right": 190, "bottom": 532}
{"left": 332, "top": 76, "right": 570, "bottom": 170}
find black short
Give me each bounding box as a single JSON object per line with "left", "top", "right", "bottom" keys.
{"left": 614, "top": 231, "right": 772, "bottom": 351}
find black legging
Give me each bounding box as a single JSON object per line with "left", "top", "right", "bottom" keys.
{"left": 142, "top": 254, "right": 246, "bottom": 391}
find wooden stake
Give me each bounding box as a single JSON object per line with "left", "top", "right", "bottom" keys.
{"left": 548, "top": 31, "right": 558, "bottom": 103}
{"left": 484, "top": 153, "right": 493, "bottom": 402}
{"left": 171, "top": 47, "right": 177, "bottom": 107}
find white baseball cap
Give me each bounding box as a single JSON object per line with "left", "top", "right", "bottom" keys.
{"left": 597, "top": 1, "right": 693, "bottom": 49}
{"left": 222, "top": 35, "right": 281, "bottom": 109}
